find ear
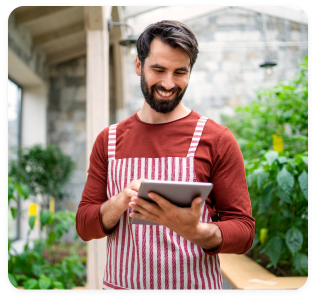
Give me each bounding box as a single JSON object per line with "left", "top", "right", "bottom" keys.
{"left": 135, "top": 55, "right": 142, "bottom": 76}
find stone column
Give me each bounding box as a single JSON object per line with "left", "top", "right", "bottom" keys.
{"left": 85, "top": 6, "right": 111, "bottom": 289}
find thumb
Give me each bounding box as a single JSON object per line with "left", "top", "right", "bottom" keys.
{"left": 191, "top": 196, "right": 202, "bottom": 211}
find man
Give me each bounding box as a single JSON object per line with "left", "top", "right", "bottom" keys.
{"left": 76, "top": 20, "right": 255, "bottom": 290}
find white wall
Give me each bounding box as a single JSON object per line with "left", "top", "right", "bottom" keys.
{"left": 9, "top": 49, "right": 48, "bottom": 242}
{"left": 21, "top": 85, "right": 47, "bottom": 147}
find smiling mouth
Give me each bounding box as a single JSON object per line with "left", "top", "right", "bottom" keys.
{"left": 155, "top": 89, "right": 175, "bottom": 99}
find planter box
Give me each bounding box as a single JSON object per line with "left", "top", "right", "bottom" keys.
{"left": 219, "top": 253, "right": 307, "bottom": 290}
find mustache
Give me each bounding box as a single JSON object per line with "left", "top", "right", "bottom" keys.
{"left": 152, "top": 84, "right": 181, "bottom": 93}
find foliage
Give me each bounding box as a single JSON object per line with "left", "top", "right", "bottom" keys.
{"left": 246, "top": 151, "right": 308, "bottom": 275}
{"left": 9, "top": 144, "right": 75, "bottom": 204}
{"left": 8, "top": 177, "right": 29, "bottom": 220}
{"left": 222, "top": 56, "right": 308, "bottom": 161}
{"left": 8, "top": 181, "right": 86, "bottom": 289}
{"left": 222, "top": 56, "right": 308, "bottom": 276}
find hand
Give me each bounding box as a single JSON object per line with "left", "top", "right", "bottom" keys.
{"left": 129, "top": 192, "right": 203, "bottom": 238}
{"left": 113, "top": 178, "right": 145, "bottom": 211}
{"left": 129, "top": 192, "right": 222, "bottom": 251}
{"left": 100, "top": 178, "right": 145, "bottom": 233}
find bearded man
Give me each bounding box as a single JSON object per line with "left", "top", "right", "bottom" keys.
{"left": 76, "top": 20, "right": 255, "bottom": 290}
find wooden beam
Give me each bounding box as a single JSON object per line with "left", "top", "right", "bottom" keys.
{"left": 34, "top": 30, "right": 86, "bottom": 51}
{"left": 14, "top": 6, "right": 73, "bottom": 27}
{"left": 8, "top": 48, "right": 45, "bottom": 86}
{"left": 46, "top": 43, "right": 86, "bottom": 65}
{"left": 85, "top": 5, "right": 112, "bottom": 289}
{"left": 33, "top": 21, "right": 85, "bottom": 49}
{"left": 85, "top": 6, "right": 104, "bottom": 30}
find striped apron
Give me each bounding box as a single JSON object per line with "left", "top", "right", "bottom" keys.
{"left": 103, "top": 116, "right": 223, "bottom": 289}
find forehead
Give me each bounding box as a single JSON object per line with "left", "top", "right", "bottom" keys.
{"left": 145, "top": 38, "right": 190, "bottom": 69}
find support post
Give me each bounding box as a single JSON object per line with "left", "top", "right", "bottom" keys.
{"left": 85, "top": 6, "right": 111, "bottom": 290}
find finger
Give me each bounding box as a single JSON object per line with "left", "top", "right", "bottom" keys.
{"left": 192, "top": 196, "right": 202, "bottom": 206}
{"left": 191, "top": 196, "right": 203, "bottom": 212}
{"left": 125, "top": 188, "right": 138, "bottom": 199}
{"left": 130, "top": 178, "right": 147, "bottom": 191}
{"left": 130, "top": 197, "right": 160, "bottom": 217}
{"left": 147, "top": 192, "right": 173, "bottom": 210}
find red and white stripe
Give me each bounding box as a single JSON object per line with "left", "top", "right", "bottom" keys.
{"left": 108, "top": 124, "right": 117, "bottom": 160}
{"left": 103, "top": 116, "right": 223, "bottom": 290}
{"left": 187, "top": 116, "right": 208, "bottom": 158}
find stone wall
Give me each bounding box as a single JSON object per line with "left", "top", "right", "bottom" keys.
{"left": 123, "top": 7, "right": 308, "bottom": 124}
{"left": 47, "top": 56, "right": 86, "bottom": 240}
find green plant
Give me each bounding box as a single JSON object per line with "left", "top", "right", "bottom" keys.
{"left": 246, "top": 150, "right": 308, "bottom": 275}
{"left": 9, "top": 144, "right": 75, "bottom": 211}
{"left": 222, "top": 56, "right": 308, "bottom": 161}
{"left": 8, "top": 177, "right": 29, "bottom": 222}
{"left": 222, "top": 56, "right": 308, "bottom": 276}
{"left": 8, "top": 208, "right": 86, "bottom": 289}
{"left": 8, "top": 180, "right": 86, "bottom": 289}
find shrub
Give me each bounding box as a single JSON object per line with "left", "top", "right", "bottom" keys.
{"left": 222, "top": 56, "right": 308, "bottom": 276}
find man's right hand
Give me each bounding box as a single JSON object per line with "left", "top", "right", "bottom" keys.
{"left": 100, "top": 178, "right": 144, "bottom": 233}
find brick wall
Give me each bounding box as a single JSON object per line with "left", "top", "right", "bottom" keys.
{"left": 48, "top": 56, "right": 86, "bottom": 240}
{"left": 123, "top": 7, "right": 308, "bottom": 124}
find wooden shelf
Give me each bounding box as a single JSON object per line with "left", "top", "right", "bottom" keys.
{"left": 219, "top": 253, "right": 307, "bottom": 290}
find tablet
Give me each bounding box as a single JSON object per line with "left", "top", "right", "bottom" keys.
{"left": 130, "top": 180, "right": 213, "bottom": 225}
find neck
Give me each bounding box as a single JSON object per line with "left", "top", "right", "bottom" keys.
{"left": 137, "top": 101, "right": 191, "bottom": 124}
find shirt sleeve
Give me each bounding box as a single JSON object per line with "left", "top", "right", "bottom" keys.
{"left": 204, "top": 129, "right": 255, "bottom": 255}
{"left": 76, "top": 128, "right": 115, "bottom": 241}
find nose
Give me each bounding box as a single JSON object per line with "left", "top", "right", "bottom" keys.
{"left": 161, "top": 73, "right": 175, "bottom": 91}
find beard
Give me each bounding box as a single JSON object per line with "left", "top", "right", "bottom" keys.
{"left": 140, "top": 69, "right": 188, "bottom": 114}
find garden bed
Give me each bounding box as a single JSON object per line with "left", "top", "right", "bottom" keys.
{"left": 43, "top": 242, "right": 87, "bottom": 265}
{"left": 245, "top": 250, "right": 292, "bottom": 277}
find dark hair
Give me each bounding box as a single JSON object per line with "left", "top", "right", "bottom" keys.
{"left": 136, "top": 20, "right": 199, "bottom": 70}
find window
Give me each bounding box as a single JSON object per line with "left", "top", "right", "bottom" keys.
{"left": 8, "top": 78, "right": 22, "bottom": 240}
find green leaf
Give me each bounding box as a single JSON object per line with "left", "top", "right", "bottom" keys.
{"left": 277, "top": 167, "right": 294, "bottom": 195}
{"left": 252, "top": 168, "right": 269, "bottom": 189}
{"left": 286, "top": 227, "right": 303, "bottom": 256}
{"left": 28, "top": 215, "right": 36, "bottom": 230}
{"left": 8, "top": 181, "right": 15, "bottom": 202}
{"left": 298, "top": 171, "right": 308, "bottom": 200}
{"left": 301, "top": 156, "right": 308, "bottom": 165}
{"left": 293, "top": 253, "right": 308, "bottom": 275}
{"left": 262, "top": 235, "right": 283, "bottom": 268}
{"left": 40, "top": 210, "right": 51, "bottom": 226}
{"left": 10, "top": 207, "right": 18, "bottom": 219}
{"left": 258, "top": 183, "right": 274, "bottom": 214}
{"left": 53, "top": 281, "right": 64, "bottom": 289}
{"left": 277, "top": 156, "right": 290, "bottom": 164}
{"left": 32, "top": 264, "right": 43, "bottom": 277}
{"left": 8, "top": 273, "right": 18, "bottom": 288}
{"left": 265, "top": 151, "right": 279, "bottom": 166}
{"left": 39, "top": 276, "right": 51, "bottom": 289}
{"left": 48, "top": 231, "right": 57, "bottom": 245}
{"left": 276, "top": 188, "right": 292, "bottom": 204}
{"left": 24, "top": 278, "right": 39, "bottom": 289}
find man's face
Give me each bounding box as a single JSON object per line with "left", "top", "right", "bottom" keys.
{"left": 136, "top": 38, "right": 191, "bottom": 114}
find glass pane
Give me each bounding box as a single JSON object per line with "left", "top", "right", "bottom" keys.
{"left": 8, "top": 79, "right": 22, "bottom": 240}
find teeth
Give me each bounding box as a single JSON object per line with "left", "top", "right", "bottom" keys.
{"left": 158, "top": 91, "right": 172, "bottom": 97}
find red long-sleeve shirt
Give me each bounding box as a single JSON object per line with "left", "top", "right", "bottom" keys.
{"left": 76, "top": 110, "right": 255, "bottom": 255}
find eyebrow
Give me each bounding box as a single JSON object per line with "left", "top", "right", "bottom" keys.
{"left": 149, "top": 63, "right": 189, "bottom": 72}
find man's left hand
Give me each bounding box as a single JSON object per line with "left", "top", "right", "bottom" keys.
{"left": 129, "top": 192, "right": 222, "bottom": 252}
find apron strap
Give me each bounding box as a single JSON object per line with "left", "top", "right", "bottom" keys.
{"left": 187, "top": 116, "right": 208, "bottom": 158}
{"left": 108, "top": 123, "right": 118, "bottom": 160}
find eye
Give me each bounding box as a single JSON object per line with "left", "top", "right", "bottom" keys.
{"left": 154, "top": 69, "right": 164, "bottom": 73}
